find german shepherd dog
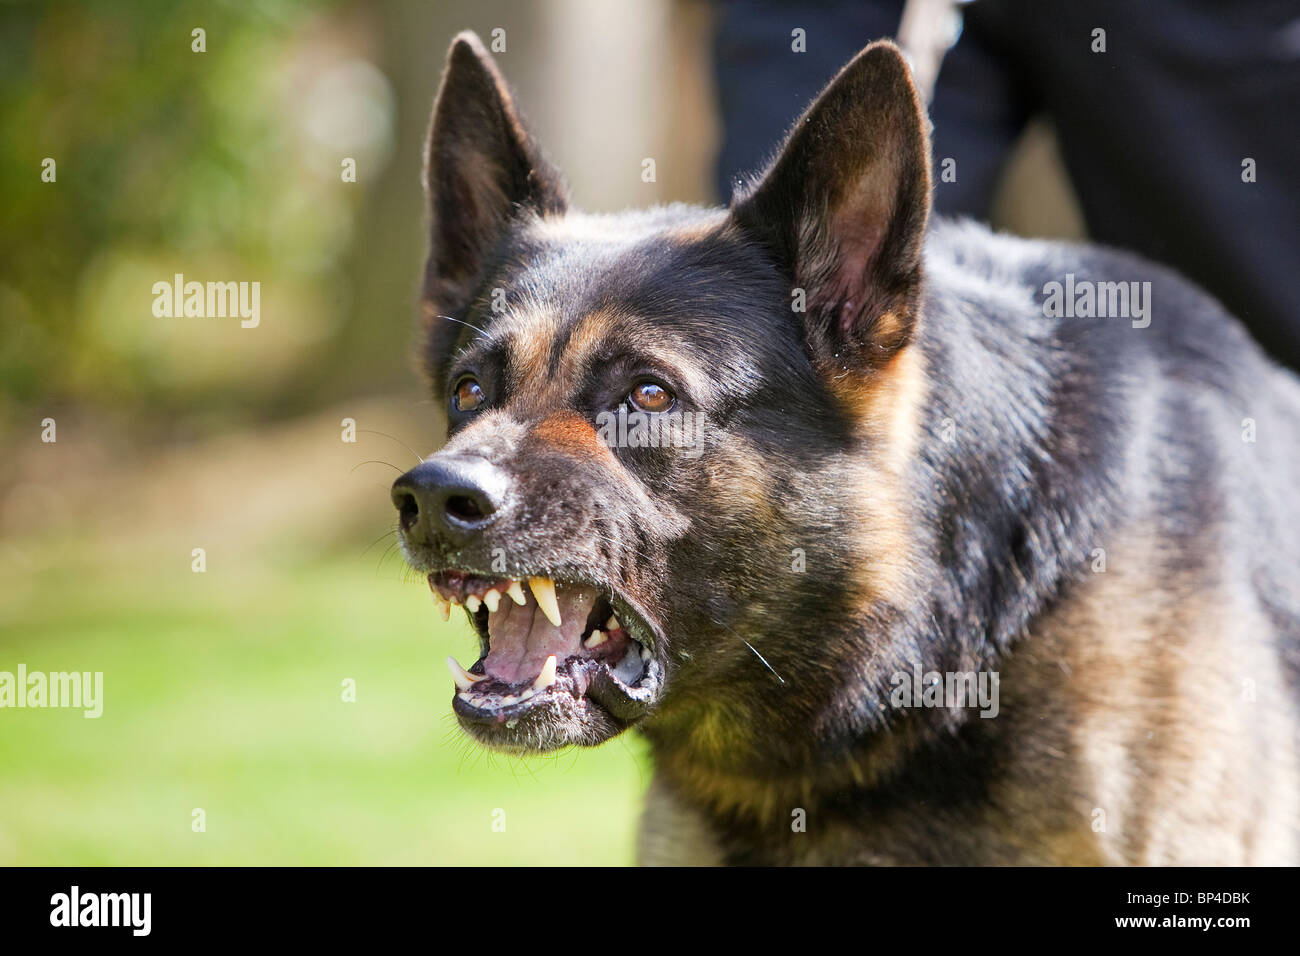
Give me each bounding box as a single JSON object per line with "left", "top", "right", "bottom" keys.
{"left": 392, "top": 31, "right": 1300, "bottom": 865}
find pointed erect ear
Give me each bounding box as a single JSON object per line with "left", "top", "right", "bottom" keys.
{"left": 730, "top": 41, "right": 931, "bottom": 369}
{"left": 422, "top": 31, "right": 567, "bottom": 361}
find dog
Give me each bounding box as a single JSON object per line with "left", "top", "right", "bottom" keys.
{"left": 391, "top": 30, "right": 1300, "bottom": 865}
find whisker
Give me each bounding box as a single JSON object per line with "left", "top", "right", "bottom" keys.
{"left": 615, "top": 734, "right": 649, "bottom": 788}
{"left": 436, "top": 314, "right": 490, "bottom": 339}
{"left": 376, "top": 540, "right": 402, "bottom": 576}
{"left": 723, "top": 626, "right": 785, "bottom": 685}
{"left": 351, "top": 459, "right": 405, "bottom": 474}
{"left": 359, "top": 527, "right": 398, "bottom": 557}
{"left": 358, "top": 429, "right": 426, "bottom": 465}
{"left": 584, "top": 527, "right": 656, "bottom": 566}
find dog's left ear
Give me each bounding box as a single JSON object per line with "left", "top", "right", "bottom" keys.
{"left": 730, "top": 41, "right": 931, "bottom": 369}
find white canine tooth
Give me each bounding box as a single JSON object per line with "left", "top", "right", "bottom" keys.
{"left": 584, "top": 629, "right": 608, "bottom": 649}
{"left": 431, "top": 593, "right": 451, "bottom": 621}
{"left": 529, "top": 577, "right": 562, "bottom": 627}
{"left": 532, "top": 654, "right": 558, "bottom": 690}
{"left": 519, "top": 688, "right": 536, "bottom": 701}
{"left": 506, "top": 580, "right": 527, "bottom": 605}
{"left": 446, "top": 656, "right": 483, "bottom": 692}
{"left": 606, "top": 615, "right": 621, "bottom": 631}
{"left": 465, "top": 594, "right": 481, "bottom": 613}
{"left": 483, "top": 589, "right": 501, "bottom": 613}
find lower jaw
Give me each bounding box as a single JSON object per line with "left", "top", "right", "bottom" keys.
{"left": 453, "top": 690, "right": 625, "bottom": 751}
{"left": 452, "top": 655, "right": 663, "bottom": 750}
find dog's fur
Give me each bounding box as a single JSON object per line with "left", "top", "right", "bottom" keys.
{"left": 406, "top": 31, "right": 1300, "bottom": 864}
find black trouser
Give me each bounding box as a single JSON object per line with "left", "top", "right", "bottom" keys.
{"left": 712, "top": 0, "right": 1300, "bottom": 370}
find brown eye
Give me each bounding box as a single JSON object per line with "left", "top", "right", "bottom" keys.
{"left": 453, "top": 377, "right": 484, "bottom": 412}
{"left": 629, "top": 381, "right": 674, "bottom": 413}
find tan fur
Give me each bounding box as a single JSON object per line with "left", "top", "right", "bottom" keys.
{"left": 1019, "top": 527, "right": 1300, "bottom": 864}
{"left": 638, "top": 519, "right": 1300, "bottom": 864}
{"left": 637, "top": 347, "right": 1299, "bottom": 864}
{"left": 834, "top": 346, "right": 929, "bottom": 609}
{"left": 532, "top": 410, "right": 615, "bottom": 464}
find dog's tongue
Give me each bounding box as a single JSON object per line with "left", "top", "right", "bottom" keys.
{"left": 483, "top": 584, "right": 598, "bottom": 685}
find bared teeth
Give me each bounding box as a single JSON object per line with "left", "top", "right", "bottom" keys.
{"left": 506, "top": 580, "right": 527, "bottom": 606}
{"left": 465, "top": 594, "right": 481, "bottom": 613}
{"left": 584, "top": 629, "right": 608, "bottom": 649}
{"left": 606, "top": 614, "right": 621, "bottom": 631}
{"left": 446, "top": 656, "right": 484, "bottom": 692}
{"left": 532, "top": 654, "right": 558, "bottom": 690}
{"left": 529, "top": 577, "right": 562, "bottom": 627}
{"left": 483, "top": 588, "right": 501, "bottom": 613}
{"left": 431, "top": 593, "right": 451, "bottom": 622}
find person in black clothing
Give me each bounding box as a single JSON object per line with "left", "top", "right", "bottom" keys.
{"left": 711, "top": 0, "right": 1300, "bottom": 370}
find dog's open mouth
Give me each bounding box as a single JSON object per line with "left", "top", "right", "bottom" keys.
{"left": 431, "top": 570, "right": 663, "bottom": 737}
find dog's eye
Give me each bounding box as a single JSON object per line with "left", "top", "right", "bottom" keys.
{"left": 628, "top": 381, "right": 674, "bottom": 414}
{"left": 453, "top": 376, "right": 485, "bottom": 412}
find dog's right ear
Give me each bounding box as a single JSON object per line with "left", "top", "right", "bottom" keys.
{"left": 422, "top": 31, "right": 567, "bottom": 376}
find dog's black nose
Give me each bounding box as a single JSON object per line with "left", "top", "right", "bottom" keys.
{"left": 391, "top": 455, "right": 510, "bottom": 545}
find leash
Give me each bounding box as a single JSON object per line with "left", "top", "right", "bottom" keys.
{"left": 896, "top": 0, "right": 968, "bottom": 103}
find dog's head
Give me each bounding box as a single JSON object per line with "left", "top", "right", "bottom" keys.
{"left": 393, "top": 31, "right": 931, "bottom": 756}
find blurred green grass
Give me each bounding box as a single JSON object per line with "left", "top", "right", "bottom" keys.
{"left": 0, "top": 546, "right": 650, "bottom": 865}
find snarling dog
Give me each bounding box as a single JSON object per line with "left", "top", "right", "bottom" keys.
{"left": 392, "top": 31, "right": 1300, "bottom": 865}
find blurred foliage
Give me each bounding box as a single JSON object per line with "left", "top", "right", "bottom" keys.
{"left": 0, "top": 0, "right": 423, "bottom": 427}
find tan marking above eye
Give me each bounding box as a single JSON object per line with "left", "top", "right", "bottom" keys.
{"left": 629, "top": 382, "right": 674, "bottom": 413}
